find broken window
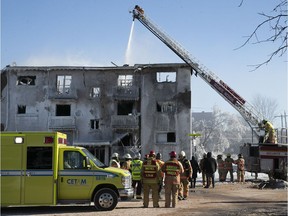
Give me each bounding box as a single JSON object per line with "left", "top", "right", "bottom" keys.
{"left": 90, "top": 119, "right": 100, "bottom": 130}
{"left": 90, "top": 87, "right": 100, "bottom": 98}
{"left": 118, "top": 75, "right": 133, "bottom": 86}
{"left": 156, "top": 132, "right": 176, "bottom": 144}
{"left": 117, "top": 101, "right": 134, "bottom": 115}
{"left": 156, "top": 101, "right": 176, "bottom": 113}
{"left": 17, "top": 76, "right": 36, "bottom": 85}
{"left": 156, "top": 72, "right": 176, "bottom": 83}
{"left": 57, "top": 75, "right": 72, "bottom": 94}
{"left": 17, "top": 105, "right": 26, "bottom": 114}
{"left": 56, "top": 104, "right": 71, "bottom": 116}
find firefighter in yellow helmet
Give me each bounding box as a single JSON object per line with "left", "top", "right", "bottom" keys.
{"left": 161, "top": 151, "right": 184, "bottom": 208}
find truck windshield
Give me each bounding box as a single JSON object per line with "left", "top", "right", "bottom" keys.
{"left": 82, "top": 148, "right": 106, "bottom": 168}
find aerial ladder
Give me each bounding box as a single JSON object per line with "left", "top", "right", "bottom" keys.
{"left": 131, "top": 5, "right": 266, "bottom": 139}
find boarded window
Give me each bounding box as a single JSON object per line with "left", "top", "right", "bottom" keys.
{"left": 57, "top": 75, "right": 72, "bottom": 94}
{"left": 17, "top": 76, "right": 36, "bottom": 85}
{"left": 56, "top": 104, "right": 71, "bottom": 116}
{"left": 156, "top": 72, "right": 176, "bottom": 83}
{"left": 118, "top": 75, "right": 133, "bottom": 86}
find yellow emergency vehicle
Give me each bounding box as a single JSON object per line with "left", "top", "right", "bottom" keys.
{"left": 1, "top": 131, "right": 133, "bottom": 211}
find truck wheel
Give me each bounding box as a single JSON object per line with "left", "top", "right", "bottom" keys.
{"left": 93, "top": 188, "right": 118, "bottom": 211}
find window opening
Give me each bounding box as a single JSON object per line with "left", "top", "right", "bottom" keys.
{"left": 156, "top": 132, "right": 176, "bottom": 143}
{"left": 156, "top": 72, "right": 176, "bottom": 83}
{"left": 17, "top": 105, "right": 26, "bottom": 114}
{"left": 90, "top": 87, "right": 100, "bottom": 98}
{"left": 118, "top": 75, "right": 133, "bottom": 86}
{"left": 17, "top": 76, "right": 36, "bottom": 85}
{"left": 57, "top": 75, "right": 72, "bottom": 94}
{"left": 27, "top": 147, "right": 53, "bottom": 169}
{"left": 156, "top": 101, "right": 176, "bottom": 113}
{"left": 56, "top": 104, "right": 71, "bottom": 116}
{"left": 90, "top": 119, "right": 100, "bottom": 130}
{"left": 117, "top": 101, "right": 134, "bottom": 115}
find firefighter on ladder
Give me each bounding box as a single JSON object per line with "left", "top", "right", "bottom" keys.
{"left": 261, "top": 120, "right": 277, "bottom": 144}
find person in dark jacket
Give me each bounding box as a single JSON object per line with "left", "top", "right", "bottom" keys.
{"left": 203, "top": 152, "right": 217, "bottom": 188}
{"left": 189, "top": 156, "right": 201, "bottom": 188}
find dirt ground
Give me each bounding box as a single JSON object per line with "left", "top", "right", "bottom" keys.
{"left": 2, "top": 181, "right": 287, "bottom": 216}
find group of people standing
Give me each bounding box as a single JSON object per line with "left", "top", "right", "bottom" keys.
{"left": 109, "top": 150, "right": 245, "bottom": 208}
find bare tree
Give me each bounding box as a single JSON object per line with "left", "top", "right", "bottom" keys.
{"left": 252, "top": 94, "right": 279, "bottom": 122}
{"left": 237, "top": 0, "right": 287, "bottom": 70}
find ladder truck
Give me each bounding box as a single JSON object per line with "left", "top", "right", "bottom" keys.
{"left": 132, "top": 5, "right": 287, "bottom": 180}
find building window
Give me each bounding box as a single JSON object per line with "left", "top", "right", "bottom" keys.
{"left": 90, "top": 119, "right": 100, "bottom": 130}
{"left": 117, "top": 101, "right": 134, "bottom": 115}
{"left": 156, "top": 72, "right": 176, "bottom": 83}
{"left": 17, "top": 76, "right": 36, "bottom": 85}
{"left": 57, "top": 75, "right": 72, "bottom": 94}
{"left": 56, "top": 104, "right": 71, "bottom": 116}
{"left": 17, "top": 105, "right": 26, "bottom": 114}
{"left": 156, "top": 132, "right": 176, "bottom": 144}
{"left": 156, "top": 101, "right": 176, "bottom": 113}
{"left": 118, "top": 75, "right": 133, "bottom": 86}
{"left": 90, "top": 87, "right": 100, "bottom": 98}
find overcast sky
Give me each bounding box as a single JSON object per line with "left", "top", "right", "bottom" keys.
{"left": 1, "top": 0, "right": 287, "bottom": 126}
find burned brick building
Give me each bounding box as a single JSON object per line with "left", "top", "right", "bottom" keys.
{"left": 1, "top": 63, "right": 192, "bottom": 164}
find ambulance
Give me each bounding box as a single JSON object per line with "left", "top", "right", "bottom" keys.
{"left": 1, "top": 131, "right": 133, "bottom": 211}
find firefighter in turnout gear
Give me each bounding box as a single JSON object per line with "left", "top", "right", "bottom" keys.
{"left": 234, "top": 154, "right": 245, "bottom": 183}
{"left": 156, "top": 153, "right": 165, "bottom": 199}
{"left": 110, "top": 152, "right": 120, "bottom": 168}
{"left": 224, "top": 153, "right": 234, "bottom": 182}
{"left": 178, "top": 151, "right": 192, "bottom": 200}
{"left": 217, "top": 155, "right": 225, "bottom": 182}
{"left": 121, "top": 153, "right": 132, "bottom": 171}
{"left": 131, "top": 153, "right": 143, "bottom": 199}
{"left": 161, "top": 151, "right": 184, "bottom": 208}
{"left": 141, "top": 151, "right": 161, "bottom": 208}
{"left": 261, "top": 120, "right": 277, "bottom": 144}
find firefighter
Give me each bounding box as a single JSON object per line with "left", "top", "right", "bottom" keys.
{"left": 131, "top": 153, "right": 143, "bottom": 199}
{"left": 199, "top": 153, "right": 207, "bottom": 187}
{"left": 141, "top": 150, "right": 161, "bottom": 208}
{"left": 262, "top": 120, "right": 277, "bottom": 144}
{"left": 121, "top": 153, "right": 132, "bottom": 171}
{"left": 224, "top": 153, "right": 234, "bottom": 182}
{"left": 234, "top": 154, "right": 245, "bottom": 183}
{"left": 161, "top": 151, "right": 184, "bottom": 208}
{"left": 178, "top": 151, "right": 192, "bottom": 200}
{"left": 156, "top": 153, "right": 165, "bottom": 199}
{"left": 217, "top": 155, "right": 225, "bottom": 182}
{"left": 110, "top": 152, "right": 120, "bottom": 168}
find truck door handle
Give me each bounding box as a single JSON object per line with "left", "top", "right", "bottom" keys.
{"left": 26, "top": 172, "right": 31, "bottom": 177}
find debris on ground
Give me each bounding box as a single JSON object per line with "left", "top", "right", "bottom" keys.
{"left": 258, "top": 179, "right": 288, "bottom": 189}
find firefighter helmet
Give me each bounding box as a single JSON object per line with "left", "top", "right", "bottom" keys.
{"left": 124, "top": 153, "right": 132, "bottom": 159}
{"left": 238, "top": 154, "right": 243, "bottom": 158}
{"left": 179, "top": 151, "right": 186, "bottom": 159}
{"left": 134, "top": 153, "right": 141, "bottom": 159}
{"left": 149, "top": 150, "right": 155, "bottom": 157}
{"left": 156, "top": 153, "right": 162, "bottom": 160}
{"left": 111, "top": 152, "right": 119, "bottom": 158}
{"left": 169, "top": 151, "right": 177, "bottom": 158}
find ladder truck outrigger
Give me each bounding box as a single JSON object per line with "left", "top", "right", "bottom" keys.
{"left": 131, "top": 5, "right": 287, "bottom": 180}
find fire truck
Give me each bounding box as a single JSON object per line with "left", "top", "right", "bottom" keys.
{"left": 131, "top": 5, "right": 288, "bottom": 180}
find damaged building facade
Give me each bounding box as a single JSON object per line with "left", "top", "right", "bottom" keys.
{"left": 1, "top": 63, "right": 192, "bottom": 164}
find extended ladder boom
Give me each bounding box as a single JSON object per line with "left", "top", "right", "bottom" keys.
{"left": 132, "top": 5, "right": 264, "bottom": 137}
